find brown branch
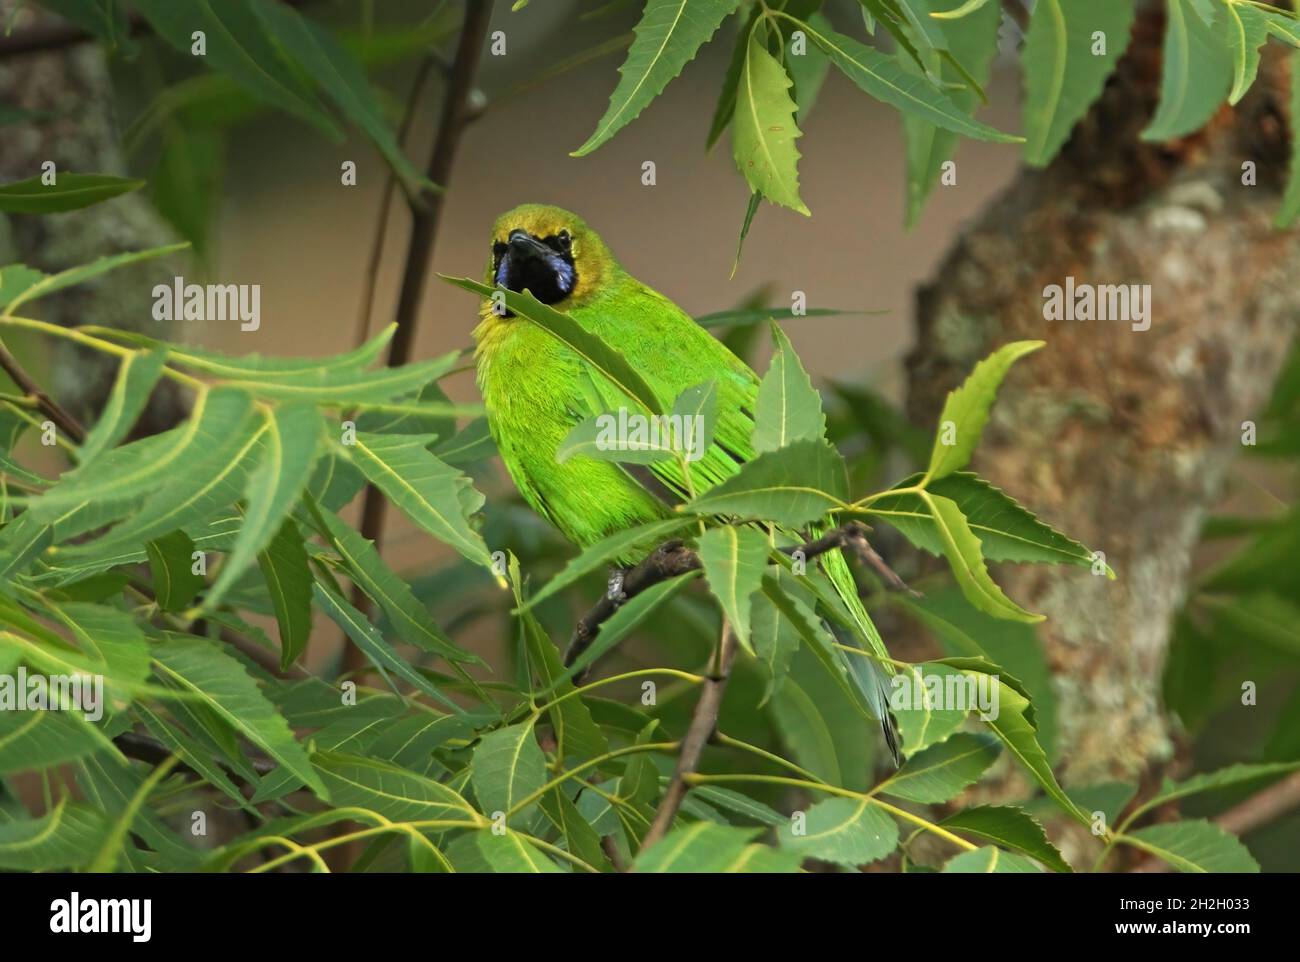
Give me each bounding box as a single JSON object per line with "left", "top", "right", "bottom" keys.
{"left": 345, "top": 0, "right": 495, "bottom": 674}
{"left": 0, "top": 340, "right": 86, "bottom": 443}
{"left": 1000, "top": 0, "right": 1030, "bottom": 31}
{"left": 113, "top": 731, "right": 276, "bottom": 781}
{"left": 640, "top": 622, "right": 739, "bottom": 851}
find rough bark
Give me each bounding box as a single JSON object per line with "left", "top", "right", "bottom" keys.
{"left": 0, "top": 4, "right": 185, "bottom": 434}
{"left": 905, "top": 13, "right": 1298, "bottom": 791}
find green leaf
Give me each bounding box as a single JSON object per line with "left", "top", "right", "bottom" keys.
{"left": 314, "top": 505, "right": 479, "bottom": 665}
{"left": 145, "top": 530, "right": 205, "bottom": 613}
{"left": 789, "top": 12, "right": 833, "bottom": 122}
{"left": 257, "top": 519, "right": 313, "bottom": 670}
{"left": 869, "top": 471, "right": 1108, "bottom": 574}
{"left": 75, "top": 350, "right": 167, "bottom": 468}
{"left": 696, "top": 525, "right": 770, "bottom": 653}
{"left": 347, "top": 433, "right": 491, "bottom": 568}
{"left": 443, "top": 276, "right": 664, "bottom": 416}
{"left": 803, "top": 21, "right": 1021, "bottom": 143}
{"left": 312, "top": 750, "right": 479, "bottom": 823}
{"left": 887, "top": 661, "right": 968, "bottom": 753}
{"left": 573, "top": 0, "right": 743, "bottom": 156}
{"left": 247, "top": 0, "right": 426, "bottom": 191}
{"left": 520, "top": 517, "right": 695, "bottom": 613}
{"left": 1207, "top": 592, "right": 1300, "bottom": 656}
{"left": 0, "top": 799, "right": 108, "bottom": 870}
{"left": 540, "top": 787, "right": 611, "bottom": 871}
{"left": 0, "top": 173, "right": 145, "bottom": 214}
{"left": 1128, "top": 760, "right": 1300, "bottom": 824}
{"left": 311, "top": 582, "right": 459, "bottom": 711}
{"left": 466, "top": 830, "right": 564, "bottom": 872}
{"left": 939, "top": 805, "right": 1072, "bottom": 873}
{"left": 32, "top": 387, "right": 255, "bottom": 520}
{"left": 1122, "top": 820, "right": 1259, "bottom": 873}
{"left": 1142, "top": 0, "right": 1233, "bottom": 141}
{"left": 753, "top": 322, "right": 826, "bottom": 452}
{"left": 152, "top": 635, "right": 325, "bottom": 797}
{"left": 87, "top": 753, "right": 180, "bottom": 872}
{"left": 706, "top": 6, "right": 760, "bottom": 149}
{"left": 695, "top": 306, "right": 863, "bottom": 328}
{"left": 432, "top": 417, "right": 496, "bottom": 466}
{"left": 0, "top": 701, "right": 114, "bottom": 773}
{"left": 925, "top": 340, "right": 1044, "bottom": 481}
{"left": 924, "top": 491, "right": 1044, "bottom": 622}
{"left": 2, "top": 245, "right": 187, "bottom": 317}
{"left": 471, "top": 721, "right": 547, "bottom": 823}
{"left": 750, "top": 576, "right": 807, "bottom": 705}
{"left": 201, "top": 403, "right": 322, "bottom": 612}
{"left": 1274, "top": 52, "right": 1300, "bottom": 227}
{"left": 777, "top": 796, "right": 899, "bottom": 868}
{"left": 634, "top": 823, "right": 772, "bottom": 872}
{"left": 133, "top": 0, "right": 338, "bottom": 138}
{"left": 1022, "top": 0, "right": 1136, "bottom": 166}
{"left": 1218, "top": 0, "right": 1271, "bottom": 105}
{"left": 686, "top": 439, "right": 847, "bottom": 527}
{"left": 901, "top": 0, "right": 1002, "bottom": 225}
{"left": 733, "top": 34, "right": 809, "bottom": 214}
{"left": 0, "top": 514, "right": 53, "bottom": 583}
{"left": 943, "top": 845, "right": 1042, "bottom": 872}
{"left": 879, "top": 731, "right": 1000, "bottom": 803}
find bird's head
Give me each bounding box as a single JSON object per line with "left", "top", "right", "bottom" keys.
{"left": 484, "top": 204, "right": 613, "bottom": 313}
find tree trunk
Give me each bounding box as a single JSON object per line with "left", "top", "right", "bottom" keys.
{"left": 905, "top": 12, "right": 1297, "bottom": 796}
{"left": 0, "top": 4, "right": 185, "bottom": 434}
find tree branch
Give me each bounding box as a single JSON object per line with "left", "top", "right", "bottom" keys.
{"left": 0, "top": 339, "right": 86, "bottom": 443}
{"left": 345, "top": 0, "right": 494, "bottom": 673}
{"left": 113, "top": 731, "right": 276, "bottom": 781}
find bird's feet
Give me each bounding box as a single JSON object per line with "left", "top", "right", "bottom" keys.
{"left": 606, "top": 567, "right": 629, "bottom": 606}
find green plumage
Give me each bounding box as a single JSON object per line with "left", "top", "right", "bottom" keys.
{"left": 474, "top": 203, "right": 899, "bottom": 762}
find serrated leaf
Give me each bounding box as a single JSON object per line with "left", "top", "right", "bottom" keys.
{"left": 312, "top": 750, "right": 478, "bottom": 823}
{"left": 201, "top": 403, "right": 322, "bottom": 613}
{"left": 869, "top": 471, "right": 1107, "bottom": 574}
{"left": 753, "top": 322, "right": 826, "bottom": 452}
{"left": 0, "top": 799, "right": 108, "bottom": 870}
{"left": 574, "top": 0, "right": 742, "bottom": 156}
{"left": 133, "top": 0, "right": 338, "bottom": 138}
{"left": 1123, "top": 820, "right": 1259, "bottom": 873}
{"left": 1142, "top": 0, "right": 1232, "bottom": 141}
{"left": 311, "top": 581, "right": 459, "bottom": 711}
{"left": 943, "top": 845, "right": 1042, "bottom": 872}
{"left": 1, "top": 244, "right": 186, "bottom": 318}
{"left": 634, "top": 823, "right": 762, "bottom": 872}
{"left": 0, "top": 173, "right": 144, "bottom": 214}
{"left": 1218, "top": 0, "right": 1271, "bottom": 105}
{"left": 939, "top": 805, "right": 1073, "bottom": 873}
{"left": 348, "top": 432, "right": 491, "bottom": 568}
{"left": 258, "top": 519, "right": 313, "bottom": 670}
{"left": 687, "top": 439, "right": 847, "bottom": 526}
{"left": 1129, "top": 760, "right": 1300, "bottom": 824}
{"left": 696, "top": 525, "right": 770, "bottom": 653}
{"left": 804, "top": 21, "right": 1020, "bottom": 143}
{"left": 315, "top": 506, "right": 479, "bottom": 665}
{"left": 0, "top": 701, "right": 114, "bottom": 773}
{"left": 471, "top": 721, "right": 547, "bottom": 824}
{"left": 1022, "top": 0, "right": 1136, "bottom": 166}
{"left": 75, "top": 350, "right": 167, "bottom": 468}
{"left": 925, "top": 491, "right": 1044, "bottom": 622}
{"left": 879, "top": 731, "right": 1000, "bottom": 803}
{"left": 733, "top": 34, "right": 809, "bottom": 214}
{"left": 469, "top": 829, "right": 564, "bottom": 872}
{"left": 777, "top": 796, "right": 899, "bottom": 868}
{"left": 152, "top": 634, "right": 325, "bottom": 797}
{"left": 926, "top": 340, "right": 1044, "bottom": 481}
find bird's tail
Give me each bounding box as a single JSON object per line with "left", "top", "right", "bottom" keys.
{"left": 819, "top": 546, "right": 903, "bottom": 767}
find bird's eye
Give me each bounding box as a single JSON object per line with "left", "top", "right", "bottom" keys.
{"left": 557, "top": 230, "right": 571, "bottom": 251}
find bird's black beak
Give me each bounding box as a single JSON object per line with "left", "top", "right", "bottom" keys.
{"left": 507, "top": 228, "right": 551, "bottom": 263}
{"left": 492, "top": 228, "right": 578, "bottom": 308}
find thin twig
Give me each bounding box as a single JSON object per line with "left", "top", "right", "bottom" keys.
{"left": 640, "top": 622, "right": 739, "bottom": 851}
{"left": 0, "top": 340, "right": 86, "bottom": 443}
{"left": 345, "top": 0, "right": 494, "bottom": 674}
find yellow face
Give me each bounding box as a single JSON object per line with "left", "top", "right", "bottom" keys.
{"left": 486, "top": 204, "right": 611, "bottom": 309}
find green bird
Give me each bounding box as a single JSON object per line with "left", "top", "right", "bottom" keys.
{"left": 473, "top": 203, "right": 900, "bottom": 764}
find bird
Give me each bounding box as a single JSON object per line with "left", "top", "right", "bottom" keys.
{"left": 472, "top": 203, "right": 901, "bottom": 765}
